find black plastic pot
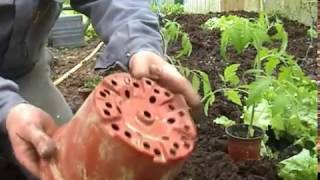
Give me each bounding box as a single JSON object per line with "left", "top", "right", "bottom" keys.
{"left": 225, "top": 124, "right": 264, "bottom": 161}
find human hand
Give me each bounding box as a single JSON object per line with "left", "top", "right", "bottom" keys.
{"left": 129, "top": 51, "right": 201, "bottom": 109}
{"left": 5, "top": 103, "right": 57, "bottom": 178}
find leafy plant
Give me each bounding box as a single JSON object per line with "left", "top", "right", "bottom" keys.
{"left": 243, "top": 62, "right": 317, "bottom": 148}
{"left": 307, "top": 27, "right": 317, "bottom": 39}
{"left": 150, "top": 2, "right": 184, "bottom": 16}
{"left": 83, "top": 76, "right": 103, "bottom": 90}
{"left": 203, "top": 14, "right": 271, "bottom": 60}
{"left": 176, "top": 33, "right": 193, "bottom": 58}
{"left": 200, "top": 64, "right": 247, "bottom": 116}
{"left": 162, "top": 20, "right": 182, "bottom": 45}
{"left": 85, "top": 24, "right": 98, "bottom": 41}
{"left": 213, "top": 116, "right": 236, "bottom": 128}
{"left": 278, "top": 149, "right": 317, "bottom": 180}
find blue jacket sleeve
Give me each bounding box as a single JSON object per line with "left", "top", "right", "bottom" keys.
{"left": 70, "top": 0, "right": 164, "bottom": 71}
{"left": 0, "top": 77, "right": 26, "bottom": 133}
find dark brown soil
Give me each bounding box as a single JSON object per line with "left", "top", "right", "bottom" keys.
{"left": 1, "top": 11, "right": 315, "bottom": 180}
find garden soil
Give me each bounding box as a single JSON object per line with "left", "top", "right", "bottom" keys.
{"left": 0, "top": 11, "right": 316, "bottom": 180}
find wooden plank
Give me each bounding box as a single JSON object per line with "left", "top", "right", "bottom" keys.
{"left": 184, "top": 0, "right": 217, "bottom": 13}
{"left": 221, "top": 0, "right": 244, "bottom": 11}
{"left": 244, "top": 0, "right": 260, "bottom": 12}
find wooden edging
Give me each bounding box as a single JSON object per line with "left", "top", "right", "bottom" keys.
{"left": 53, "top": 41, "right": 104, "bottom": 86}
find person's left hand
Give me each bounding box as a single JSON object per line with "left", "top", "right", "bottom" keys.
{"left": 129, "top": 51, "right": 201, "bottom": 109}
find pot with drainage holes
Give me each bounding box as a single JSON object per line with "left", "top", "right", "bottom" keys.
{"left": 40, "top": 72, "right": 197, "bottom": 180}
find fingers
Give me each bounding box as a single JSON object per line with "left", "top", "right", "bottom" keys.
{"left": 12, "top": 136, "right": 41, "bottom": 178}
{"left": 150, "top": 64, "right": 201, "bottom": 108}
{"left": 23, "top": 124, "right": 57, "bottom": 159}
{"left": 130, "top": 51, "right": 201, "bottom": 108}
{"left": 6, "top": 104, "right": 58, "bottom": 178}
{"left": 11, "top": 124, "right": 56, "bottom": 178}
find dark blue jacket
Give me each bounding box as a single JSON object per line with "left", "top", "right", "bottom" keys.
{"left": 0, "top": 0, "right": 164, "bottom": 133}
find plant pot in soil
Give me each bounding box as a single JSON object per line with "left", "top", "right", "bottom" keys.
{"left": 40, "top": 73, "right": 197, "bottom": 180}
{"left": 225, "top": 124, "right": 264, "bottom": 161}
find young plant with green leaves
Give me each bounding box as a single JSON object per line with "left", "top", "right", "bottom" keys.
{"left": 162, "top": 19, "right": 182, "bottom": 45}
{"left": 201, "top": 63, "right": 248, "bottom": 116}
{"left": 161, "top": 20, "right": 193, "bottom": 59}
{"left": 150, "top": 2, "right": 184, "bottom": 16}
{"left": 203, "top": 13, "right": 271, "bottom": 60}
{"left": 83, "top": 75, "right": 103, "bottom": 90}
{"left": 161, "top": 20, "right": 210, "bottom": 114}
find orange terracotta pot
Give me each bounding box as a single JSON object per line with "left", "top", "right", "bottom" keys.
{"left": 225, "top": 124, "right": 264, "bottom": 162}
{"left": 40, "top": 73, "right": 197, "bottom": 180}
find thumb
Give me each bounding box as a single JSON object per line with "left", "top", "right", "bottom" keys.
{"left": 129, "top": 54, "right": 150, "bottom": 79}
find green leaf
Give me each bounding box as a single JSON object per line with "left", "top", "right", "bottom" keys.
{"left": 197, "top": 71, "right": 212, "bottom": 95}
{"left": 278, "top": 149, "right": 317, "bottom": 180}
{"left": 162, "top": 20, "right": 182, "bottom": 44}
{"left": 272, "top": 23, "right": 288, "bottom": 53}
{"left": 243, "top": 100, "right": 272, "bottom": 131}
{"left": 191, "top": 74, "right": 201, "bottom": 92}
{"left": 264, "top": 56, "right": 280, "bottom": 75}
{"left": 224, "top": 64, "right": 240, "bottom": 85}
{"left": 213, "top": 116, "right": 235, "bottom": 128}
{"left": 271, "top": 92, "right": 289, "bottom": 116}
{"left": 203, "top": 93, "right": 215, "bottom": 116}
{"left": 307, "top": 27, "right": 317, "bottom": 39}
{"left": 246, "top": 77, "right": 272, "bottom": 106}
{"left": 176, "top": 33, "right": 193, "bottom": 58}
{"left": 225, "top": 89, "right": 242, "bottom": 106}
{"left": 220, "top": 33, "right": 229, "bottom": 60}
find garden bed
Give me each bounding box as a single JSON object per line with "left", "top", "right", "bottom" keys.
{"left": 49, "top": 11, "right": 316, "bottom": 180}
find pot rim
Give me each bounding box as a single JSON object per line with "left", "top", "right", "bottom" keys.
{"left": 225, "top": 124, "right": 264, "bottom": 141}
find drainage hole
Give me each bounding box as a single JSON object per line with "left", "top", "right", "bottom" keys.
{"left": 117, "top": 106, "right": 122, "bottom": 114}
{"left": 184, "top": 125, "right": 190, "bottom": 131}
{"left": 133, "top": 82, "right": 140, "bottom": 88}
{"left": 143, "top": 142, "right": 150, "bottom": 149}
{"left": 149, "top": 96, "right": 156, "bottom": 104}
{"left": 111, "top": 124, "right": 119, "bottom": 131}
{"left": 184, "top": 142, "right": 191, "bottom": 149}
{"left": 164, "top": 91, "right": 171, "bottom": 97}
{"left": 154, "top": 89, "right": 160, "bottom": 94}
{"left": 144, "top": 111, "right": 151, "bottom": 118}
{"left": 100, "top": 91, "right": 106, "bottom": 97}
{"left": 125, "top": 90, "right": 130, "bottom": 98}
{"left": 124, "top": 131, "right": 131, "bottom": 138}
{"left": 145, "top": 80, "right": 152, "bottom": 85}
{"left": 179, "top": 111, "right": 185, "bottom": 117}
{"left": 167, "top": 118, "right": 175, "bottom": 124}
{"left": 104, "top": 89, "right": 111, "bottom": 95}
{"left": 105, "top": 102, "right": 112, "bottom": 108}
{"left": 162, "top": 136, "right": 170, "bottom": 141}
{"left": 154, "top": 148, "right": 161, "bottom": 156}
{"left": 111, "top": 80, "right": 117, "bottom": 86}
{"left": 170, "top": 149, "right": 176, "bottom": 156}
{"left": 168, "top": 104, "right": 175, "bottom": 110}
{"left": 173, "top": 142, "right": 180, "bottom": 149}
{"left": 104, "top": 109, "right": 110, "bottom": 116}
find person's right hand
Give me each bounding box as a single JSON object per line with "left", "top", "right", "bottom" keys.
{"left": 5, "top": 103, "right": 57, "bottom": 178}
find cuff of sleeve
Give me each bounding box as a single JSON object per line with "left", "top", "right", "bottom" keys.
{"left": 0, "top": 93, "right": 27, "bottom": 134}
{"left": 94, "top": 21, "right": 164, "bottom": 71}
